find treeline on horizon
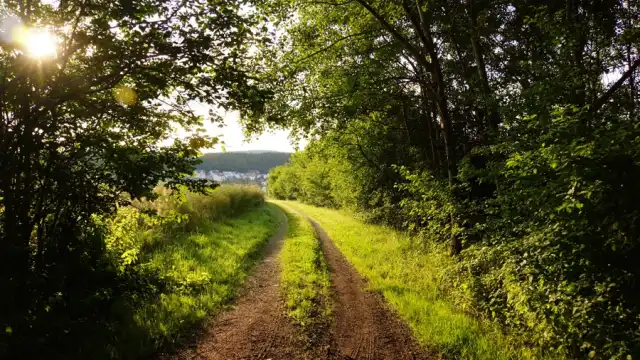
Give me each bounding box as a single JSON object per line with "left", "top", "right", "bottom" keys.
{"left": 197, "top": 152, "right": 291, "bottom": 174}
{"left": 254, "top": 0, "right": 640, "bottom": 358}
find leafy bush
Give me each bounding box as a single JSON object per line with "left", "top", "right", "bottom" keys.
{"left": 448, "top": 108, "right": 640, "bottom": 358}
{"left": 395, "top": 167, "right": 460, "bottom": 241}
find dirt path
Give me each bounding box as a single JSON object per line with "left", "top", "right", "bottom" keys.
{"left": 309, "top": 220, "right": 432, "bottom": 360}
{"left": 167, "top": 210, "right": 317, "bottom": 360}
{"left": 165, "top": 209, "right": 431, "bottom": 360}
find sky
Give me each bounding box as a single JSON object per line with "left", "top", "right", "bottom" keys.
{"left": 205, "top": 111, "right": 302, "bottom": 153}
{"left": 181, "top": 102, "right": 305, "bottom": 154}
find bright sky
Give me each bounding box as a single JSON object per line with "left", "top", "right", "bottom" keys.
{"left": 206, "top": 111, "right": 302, "bottom": 153}
{"left": 185, "top": 102, "right": 305, "bottom": 153}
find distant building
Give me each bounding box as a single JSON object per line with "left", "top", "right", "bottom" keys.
{"left": 192, "top": 169, "right": 269, "bottom": 185}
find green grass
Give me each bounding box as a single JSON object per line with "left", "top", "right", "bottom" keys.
{"left": 275, "top": 201, "right": 331, "bottom": 333}
{"left": 282, "top": 201, "right": 547, "bottom": 360}
{"left": 115, "top": 202, "right": 282, "bottom": 358}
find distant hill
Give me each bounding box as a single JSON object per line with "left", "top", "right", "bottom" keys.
{"left": 196, "top": 151, "right": 291, "bottom": 173}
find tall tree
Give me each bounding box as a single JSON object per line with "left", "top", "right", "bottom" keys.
{"left": 0, "top": 0, "right": 267, "bottom": 352}
{"left": 257, "top": 0, "right": 640, "bottom": 357}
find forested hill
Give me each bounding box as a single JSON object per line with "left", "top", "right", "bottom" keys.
{"left": 197, "top": 151, "right": 291, "bottom": 173}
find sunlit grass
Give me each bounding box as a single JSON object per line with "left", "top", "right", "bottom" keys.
{"left": 275, "top": 201, "right": 331, "bottom": 335}
{"left": 282, "top": 201, "right": 548, "bottom": 360}
{"left": 113, "top": 202, "right": 281, "bottom": 358}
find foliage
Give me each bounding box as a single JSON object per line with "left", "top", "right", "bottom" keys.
{"left": 0, "top": 0, "right": 270, "bottom": 355}
{"left": 3, "top": 186, "right": 272, "bottom": 358}
{"left": 267, "top": 163, "right": 301, "bottom": 200}
{"left": 101, "top": 206, "right": 157, "bottom": 273}
{"left": 276, "top": 201, "right": 331, "bottom": 337}
{"left": 449, "top": 107, "right": 640, "bottom": 358}
{"left": 395, "top": 167, "right": 460, "bottom": 241}
{"left": 257, "top": 0, "right": 640, "bottom": 358}
{"left": 197, "top": 151, "right": 291, "bottom": 173}
{"left": 267, "top": 140, "right": 361, "bottom": 211}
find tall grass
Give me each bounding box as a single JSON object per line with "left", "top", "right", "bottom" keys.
{"left": 96, "top": 185, "right": 281, "bottom": 359}
{"left": 133, "top": 185, "right": 265, "bottom": 232}
{"left": 283, "top": 201, "right": 548, "bottom": 360}
{"left": 275, "top": 201, "right": 331, "bottom": 337}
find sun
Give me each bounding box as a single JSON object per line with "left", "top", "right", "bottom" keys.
{"left": 12, "top": 26, "right": 58, "bottom": 59}
{"left": 24, "top": 29, "right": 57, "bottom": 58}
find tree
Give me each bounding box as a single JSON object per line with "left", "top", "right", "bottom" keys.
{"left": 0, "top": 0, "right": 268, "bottom": 355}
{"left": 258, "top": 0, "right": 640, "bottom": 357}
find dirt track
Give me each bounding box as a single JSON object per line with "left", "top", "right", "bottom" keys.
{"left": 309, "top": 219, "right": 431, "bottom": 360}
{"left": 165, "top": 208, "right": 431, "bottom": 360}
{"left": 166, "top": 211, "right": 317, "bottom": 360}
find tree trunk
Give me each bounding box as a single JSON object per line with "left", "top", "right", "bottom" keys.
{"left": 414, "top": 4, "right": 460, "bottom": 254}
{"left": 418, "top": 81, "right": 437, "bottom": 170}
{"left": 357, "top": 0, "right": 462, "bottom": 254}
{"left": 466, "top": 0, "right": 499, "bottom": 139}
{"left": 627, "top": 0, "right": 636, "bottom": 112}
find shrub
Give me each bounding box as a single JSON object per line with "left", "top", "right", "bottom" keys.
{"left": 448, "top": 108, "right": 640, "bottom": 358}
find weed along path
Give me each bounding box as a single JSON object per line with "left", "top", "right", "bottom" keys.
{"left": 309, "top": 219, "right": 432, "bottom": 360}
{"left": 166, "top": 209, "right": 312, "bottom": 360}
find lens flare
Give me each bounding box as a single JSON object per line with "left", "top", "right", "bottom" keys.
{"left": 113, "top": 85, "right": 137, "bottom": 106}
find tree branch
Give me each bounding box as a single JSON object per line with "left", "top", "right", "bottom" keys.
{"left": 592, "top": 58, "right": 640, "bottom": 113}
{"left": 401, "top": 0, "right": 431, "bottom": 65}
{"left": 353, "top": 0, "right": 431, "bottom": 71}
{"left": 295, "top": 31, "right": 374, "bottom": 64}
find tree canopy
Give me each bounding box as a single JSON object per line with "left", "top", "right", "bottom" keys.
{"left": 0, "top": 0, "right": 269, "bottom": 357}
{"left": 257, "top": 0, "right": 640, "bottom": 358}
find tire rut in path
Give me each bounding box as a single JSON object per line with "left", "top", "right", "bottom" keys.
{"left": 308, "top": 219, "right": 433, "bottom": 360}
{"left": 166, "top": 210, "right": 318, "bottom": 360}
